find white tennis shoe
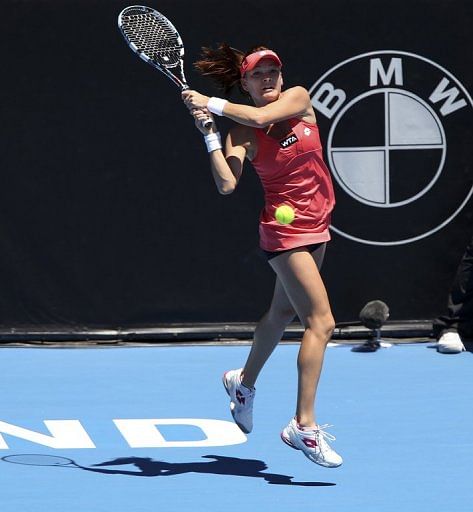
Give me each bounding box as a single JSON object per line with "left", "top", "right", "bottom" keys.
{"left": 222, "top": 369, "right": 255, "bottom": 434}
{"left": 437, "top": 331, "right": 465, "bottom": 354}
{"left": 281, "top": 418, "right": 343, "bottom": 468}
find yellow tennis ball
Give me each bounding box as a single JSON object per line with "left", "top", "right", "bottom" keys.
{"left": 275, "top": 205, "right": 295, "bottom": 225}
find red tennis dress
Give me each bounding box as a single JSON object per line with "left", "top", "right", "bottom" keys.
{"left": 251, "top": 118, "right": 335, "bottom": 252}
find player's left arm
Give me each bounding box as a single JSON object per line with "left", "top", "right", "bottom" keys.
{"left": 183, "top": 87, "right": 313, "bottom": 128}
{"left": 222, "top": 87, "right": 313, "bottom": 127}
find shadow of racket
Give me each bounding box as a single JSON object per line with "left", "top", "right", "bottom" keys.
{"left": 1, "top": 454, "right": 83, "bottom": 468}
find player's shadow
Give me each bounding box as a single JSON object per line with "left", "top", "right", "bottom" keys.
{"left": 82, "top": 455, "right": 336, "bottom": 486}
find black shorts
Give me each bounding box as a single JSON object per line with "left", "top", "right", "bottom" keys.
{"left": 262, "top": 242, "right": 324, "bottom": 261}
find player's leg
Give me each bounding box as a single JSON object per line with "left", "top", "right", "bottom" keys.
{"left": 241, "top": 277, "right": 295, "bottom": 388}
{"left": 223, "top": 244, "right": 328, "bottom": 435}
{"left": 241, "top": 244, "right": 327, "bottom": 388}
{"left": 222, "top": 277, "right": 294, "bottom": 434}
{"left": 269, "top": 247, "right": 334, "bottom": 427}
{"left": 271, "top": 247, "right": 342, "bottom": 467}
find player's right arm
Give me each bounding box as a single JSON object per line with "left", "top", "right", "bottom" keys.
{"left": 192, "top": 110, "right": 253, "bottom": 195}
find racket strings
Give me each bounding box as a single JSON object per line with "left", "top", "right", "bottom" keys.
{"left": 121, "top": 13, "right": 182, "bottom": 67}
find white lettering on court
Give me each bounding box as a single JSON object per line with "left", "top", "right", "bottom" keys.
{"left": 0, "top": 420, "right": 95, "bottom": 449}
{"left": 113, "top": 419, "right": 247, "bottom": 448}
{"left": 429, "top": 77, "right": 467, "bottom": 115}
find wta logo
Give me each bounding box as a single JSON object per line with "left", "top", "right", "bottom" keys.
{"left": 309, "top": 51, "right": 473, "bottom": 246}
{"left": 280, "top": 132, "right": 298, "bottom": 148}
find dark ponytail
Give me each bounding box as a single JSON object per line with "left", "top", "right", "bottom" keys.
{"left": 194, "top": 43, "right": 270, "bottom": 96}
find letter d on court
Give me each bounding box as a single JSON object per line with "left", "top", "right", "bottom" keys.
{"left": 113, "top": 419, "right": 247, "bottom": 448}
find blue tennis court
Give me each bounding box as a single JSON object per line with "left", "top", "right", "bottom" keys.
{"left": 0, "top": 342, "right": 472, "bottom": 511}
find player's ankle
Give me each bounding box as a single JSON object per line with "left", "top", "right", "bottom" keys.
{"left": 296, "top": 415, "right": 316, "bottom": 429}
{"left": 240, "top": 372, "right": 255, "bottom": 390}
{"left": 241, "top": 380, "right": 255, "bottom": 391}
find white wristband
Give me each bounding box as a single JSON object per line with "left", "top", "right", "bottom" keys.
{"left": 204, "top": 132, "right": 222, "bottom": 153}
{"left": 207, "top": 97, "right": 228, "bottom": 116}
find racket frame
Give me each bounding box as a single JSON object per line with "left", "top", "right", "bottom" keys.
{"left": 118, "top": 5, "right": 188, "bottom": 91}
{"left": 118, "top": 5, "right": 211, "bottom": 128}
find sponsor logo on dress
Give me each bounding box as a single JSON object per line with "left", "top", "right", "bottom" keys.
{"left": 280, "top": 132, "right": 299, "bottom": 148}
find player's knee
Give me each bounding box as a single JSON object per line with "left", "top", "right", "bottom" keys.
{"left": 304, "top": 312, "right": 335, "bottom": 343}
{"left": 324, "top": 314, "right": 336, "bottom": 341}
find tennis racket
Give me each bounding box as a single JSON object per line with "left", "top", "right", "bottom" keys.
{"left": 118, "top": 5, "right": 212, "bottom": 128}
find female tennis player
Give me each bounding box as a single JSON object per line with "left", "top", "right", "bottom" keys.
{"left": 182, "top": 44, "right": 342, "bottom": 468}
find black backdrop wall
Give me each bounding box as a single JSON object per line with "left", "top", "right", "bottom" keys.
{"left": 1, "top": 0, "right": 472, "bottom": 330}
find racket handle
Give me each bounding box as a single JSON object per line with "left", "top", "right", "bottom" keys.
{"left": 202, "top": 117, "right": 213, "bottom": 129}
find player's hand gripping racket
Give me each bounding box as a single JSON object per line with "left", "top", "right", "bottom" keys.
{"left": 118, "top": 5, "right": 212, "bottom": 129}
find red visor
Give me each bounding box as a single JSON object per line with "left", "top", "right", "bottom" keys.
{"left": 240, "top": 50, "right": 282, "bottom": 76}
